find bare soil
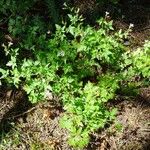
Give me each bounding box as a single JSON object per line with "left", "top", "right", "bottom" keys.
{"left": 0, "top": 86, "right": 150, "bottom": 150}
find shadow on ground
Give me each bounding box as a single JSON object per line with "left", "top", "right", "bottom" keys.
{"left": 0, "top": 88, "right": 32, "bottom": 142}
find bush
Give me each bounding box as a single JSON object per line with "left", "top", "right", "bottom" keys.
{"left": 0, "top": 5, "right": 150, "bottom": 149}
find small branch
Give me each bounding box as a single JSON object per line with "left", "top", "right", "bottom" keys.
{"left": 6, "top": 106, "right": 38, "bottom": 120}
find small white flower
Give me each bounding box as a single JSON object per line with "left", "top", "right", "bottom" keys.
{"left": 8, "top": 41, "right": 13, "bottom": 47}
{"left": 47, "top": 30, "right": 51, "bottom": 34}
{"left": 105, "top": 11, "right": 110, "bottom": 16}
{"left": 129, "top": 23, "right": 134, "bottom": 28}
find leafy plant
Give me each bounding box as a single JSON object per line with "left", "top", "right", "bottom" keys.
{"left": 128, "top": 40, "right": 150, "bottom": 78}
{"left": 0, "top": 5, "right": 150, "bottom": 149}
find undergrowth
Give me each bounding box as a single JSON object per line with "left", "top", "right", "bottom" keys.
{"left": 0, "top": 4, "right": 150, "bottom": 149}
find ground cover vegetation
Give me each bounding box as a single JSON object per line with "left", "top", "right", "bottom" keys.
{"left": 0, "top": 0, "right": 150, "bottom": 149}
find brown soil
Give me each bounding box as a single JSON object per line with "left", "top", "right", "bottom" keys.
{"left": 0, "top": 87, "right": 150, "bottom": 150}
{"left": 88, "top": 96, "right": 150, "bottom": 150}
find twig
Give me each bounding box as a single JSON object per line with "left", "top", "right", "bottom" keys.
{"left": 136, "top": 26, "right": 150, "bottom": 32}
{"left": 6, "top": 105, "right": 38, "bottom": 120}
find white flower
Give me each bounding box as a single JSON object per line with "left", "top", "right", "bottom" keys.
{"left": 105, "top": 11, "right": 110, "bottom": 16}
{"left": 47, "top": 30, "right": 51, "bottom": 34}
{"left": 129, "top": 23, "right": 134, "bottom": 28}
{"left": 8, "top": 41, "right": 13, "bottom": 47}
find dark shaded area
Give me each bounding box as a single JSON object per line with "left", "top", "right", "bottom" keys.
{"left": 118, "top": 0, "right": 150, "bottom": 29}
{"left": 0, "top": 89, "right": 33, "bottom": 142}
{"left": 73, "top": 0, "right": 150, "bottom": 31}
{"left": 143, "top": 142, "right": 150, "bottom": 150}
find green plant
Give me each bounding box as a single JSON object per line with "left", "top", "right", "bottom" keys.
{"left": 0, "top": 0, "right": 62, "bottom": 54}
{"left": 0, "top": 5, "right": 150, "bottom": 149}
{"left": 60, "top": 77, "right": 118, "bottom": 147}
{"left": 120, "top": 40, "right": 150, "bottom": 86}
{"left": 128, "top": 40, "right": 150, "bottom": 78}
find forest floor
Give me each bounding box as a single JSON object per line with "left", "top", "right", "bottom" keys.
{"left": 0, "top": 0, "right": 150, "bottom": 150}
{"left": 0, "top": 86, "right": 150, "bottom": 150}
